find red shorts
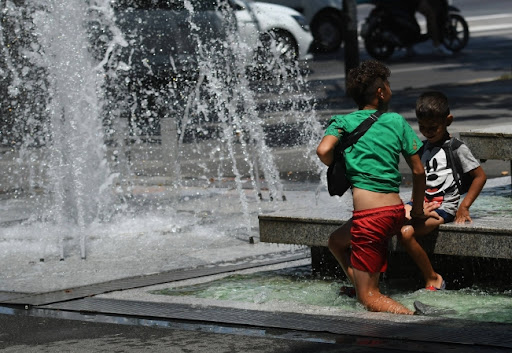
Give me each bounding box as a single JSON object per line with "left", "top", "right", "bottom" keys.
{"left": 350, "top": 204, "right": 406, "bottom": 273}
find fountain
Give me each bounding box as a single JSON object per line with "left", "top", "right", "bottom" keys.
{"left": 1, "top": 0, "right": 123, "bottom": 260}
{"left": 0, "top": 0, "right": 323, "bottom": 265}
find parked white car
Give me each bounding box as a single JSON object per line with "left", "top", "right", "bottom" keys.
{"left": 259, "top": 0, "right": 344, "bottom": 52}
{"left": 259, "top": 0, "right": 369, "bottom": 52}
{"left": 108, "top": 0, "right": 313, "bottom": 78}
{"left": 235, "top": 0, "right": 313, "bottom": 62}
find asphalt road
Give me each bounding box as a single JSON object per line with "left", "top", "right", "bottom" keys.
{"left": 290, "top": 4, "right": 512, "bottom": 180}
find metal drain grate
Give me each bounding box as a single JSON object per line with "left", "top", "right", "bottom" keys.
{"left": 0, "top": 291, "right": 28, "bottom": 302}
{"left": 41, "top": 297, "right": 512, "bottom": 349}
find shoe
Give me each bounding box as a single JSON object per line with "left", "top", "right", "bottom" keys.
{"left": 413, "top": 300, "right": 457, "bottom": 316}
{"left": 425, "top": 279, "right": 446, "bottom": 291}
{"left": 339, "top": 286, "right": 356, "bottom": 298}
{"left": 414, "top": 300, "right": 457, "bottom": 316}
{"left": 433, "top": 46, "right": 453, "bottom": 56}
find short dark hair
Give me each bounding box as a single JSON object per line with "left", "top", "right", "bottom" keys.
{"left": 416, "top": 91, "right": 450, "bottom": 120}
{"left": 346, "top": 60, "right": 391, "bottom": 109}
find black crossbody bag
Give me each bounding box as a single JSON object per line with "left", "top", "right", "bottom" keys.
{"left": 327, "top": 111, "right": 383, "bottom": 196}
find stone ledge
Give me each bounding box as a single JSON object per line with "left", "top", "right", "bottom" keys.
{"left": 460, "top": 129, "right": 512, "bottom": 161}
{"left": 259, "top": 210, "right": 512, "bottom": 260}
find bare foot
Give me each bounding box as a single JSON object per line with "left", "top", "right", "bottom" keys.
{"left": 425, "top": 273, "right": 445, "bottom": 291}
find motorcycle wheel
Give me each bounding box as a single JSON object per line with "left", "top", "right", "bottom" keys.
{"left": 443, "top": 13, "right": 469, "bottom": 52}
{"left": 311, "top": 12, "right": 343, "bottom": 53}
{"left": 364, "top": 29, "right": 395, "bottom": 60}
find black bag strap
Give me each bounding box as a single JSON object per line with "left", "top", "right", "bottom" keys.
{"left": 339, "top": 111, "right": 383, "bottom": 151}
{"left": 444, "top": 137, "right": 464, "bottom": 193}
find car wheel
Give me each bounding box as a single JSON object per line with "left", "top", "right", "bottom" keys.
{"left": 311, "top": 12, "right": 343, "bottom": 53}
{"left": 265, "top": 29, "right": 299, "bottom": 63}
{"left": 250, "top": 29, "right": 299, "bottom": 80}
{"left": 364, "top": 28, "right": 395, "bottom": 61}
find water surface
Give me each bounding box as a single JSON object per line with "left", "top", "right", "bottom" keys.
{"left": 151, "top": 265, "right": 512, "bottom": 324}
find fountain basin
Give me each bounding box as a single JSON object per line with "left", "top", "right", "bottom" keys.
{"left": 460, "top": 126, "right": 512, "bottom": 162}
{"left": 460, "top": 126, "right": 512, "bottom": 188}
{"left": 259, "top": 177, "right": 512, "bottom": 285}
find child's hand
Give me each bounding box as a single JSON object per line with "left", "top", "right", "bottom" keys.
{"left": 423, "top": 201, "right": 441, "bottom": 219}
{"left": 407, "top": 201, "right": 440, "bottom": 221}
{"left": 455, "top": 206, "right": 472, "bottom": 224}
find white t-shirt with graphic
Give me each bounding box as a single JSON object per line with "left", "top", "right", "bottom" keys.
{"left": 421, "top": 140, "right": 480, "bottom": 216}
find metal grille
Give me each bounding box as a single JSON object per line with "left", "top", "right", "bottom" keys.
{"left": 42, "top": 297, "right": 512, "bottom": 349}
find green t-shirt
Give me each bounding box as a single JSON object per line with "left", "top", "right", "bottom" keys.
{"left": 324, "top": 110, "right": 422, "bottom": 193}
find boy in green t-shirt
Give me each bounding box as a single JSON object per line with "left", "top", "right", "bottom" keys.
{"left": 317, "top": 60, "right": 428, "bottom": 315}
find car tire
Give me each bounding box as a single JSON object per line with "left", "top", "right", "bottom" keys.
{"left": 311, "top": 12, "right": 343, "bottom": 53}
{"left": 267, "top": 29, "right": 299, "bottom": 62}
{"left": 250, "top": 29, "right": 299, "bottom": 80}
{"left": 363, "top": 27, "right": 395, "bottom": 61}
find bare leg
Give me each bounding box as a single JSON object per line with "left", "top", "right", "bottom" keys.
{"left": 329, "top": 217, "right": 416, "bottom": 314}
{"left": 328, "top": 219, "right": 354, "bottom": 284}
{"left": 353, "top": 268, "right": 413, "bottom": 315}
{"left": 400, "top": 224, "right": 444, "bottom": 289}
{"left": 418, "top": 0, "right": 442, "bottom": 47}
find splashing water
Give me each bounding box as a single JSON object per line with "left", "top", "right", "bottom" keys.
{"left": 1, "top": 1, "right": 120, "bottom": 259}
{"left": 0, "top": 0, "right": 324, "bottom": 260}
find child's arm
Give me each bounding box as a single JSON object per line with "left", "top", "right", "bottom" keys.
{"left": 404, "top": 153, "right": 427, "bottom": 220}
{"left": 404, "top": 203, "right": 412, "bottom": 219}
{"left": 455, "top": 166, "right": 487, "bottom": 223}
{"left": 316, "top": 135, "right": 339, "bottom": 166}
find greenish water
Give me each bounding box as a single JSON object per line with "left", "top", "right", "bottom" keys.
{"left": 470, "top": 182, "right": 511, "bottom": 218}
{"left": 150, "top": 183, "right": 512, "bottom": 323}
{"left": 150, "top": 266, "right": 512, "bottom": 324}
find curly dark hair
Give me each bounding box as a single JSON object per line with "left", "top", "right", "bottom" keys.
{"left": 416, "top": 91, "right": 450, "bottom": 121}
{"left": 346, "top": 60, "right": 391, "bottom": 109}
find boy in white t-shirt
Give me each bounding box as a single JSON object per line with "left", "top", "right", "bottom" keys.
{"left": 401, "top": 91, "right": 487, "bottom": 290}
